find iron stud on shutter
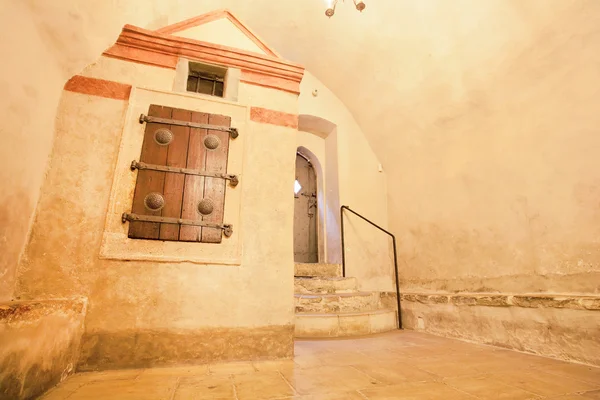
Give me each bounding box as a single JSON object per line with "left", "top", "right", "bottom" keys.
{"left": 197, "top": 198, "right": 214, "bottom": 215}
{"left": 204, "top": 134, "right": 221, "bottom": 150}
{"left": 144, "top": 192, "right": 165, "bottom": 211}
{"left": 154, "top": 128, "right": 173, "bottom": 145}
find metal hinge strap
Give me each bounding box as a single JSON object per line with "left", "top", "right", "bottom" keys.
{"left": 122, "top": 213, "right": 233, "bottom": 237}
{"left": 131, "top": 161, "right": 239, "bottom": 187}
{"left": 139, "top": 114, "right": 239, "bottom": 139}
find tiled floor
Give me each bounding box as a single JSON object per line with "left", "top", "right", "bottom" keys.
{"left": 41, "top": 331, "right": 600, "bottom": 399}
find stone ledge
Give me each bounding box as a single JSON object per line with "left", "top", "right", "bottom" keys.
{"left": 0, "top": 298, "right": 87, "bottom": 322}
{"left": 400, "top": 292, "right": 600, "bottom": 311}
{"left": 78, "top": 325, "right": 294, "bottom": 371}
{"left": 0, "top": 298, "right": 87, "bottom": 400}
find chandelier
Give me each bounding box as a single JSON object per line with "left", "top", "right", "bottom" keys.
{"left": 325, "top": 0, "right": 366, "bottom": 17}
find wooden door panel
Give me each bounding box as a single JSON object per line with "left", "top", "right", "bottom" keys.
{"left": 129, "top": 105, "right": 171, "bottom": 239}
{"left": 128, "top": 105, "right": 232, "bottom": 243}
{"left": 179, "top": 111, "right": 209, "bottom": 241}
{"left": 159, "top": 108, "right": 191, "bottom": 241}
{"left": 201, "top": 113, "right": 231, "bottom": 243}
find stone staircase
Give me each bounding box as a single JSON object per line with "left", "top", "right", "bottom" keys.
{"left": 294, "top": 263, "right": 397, "bottom": 338}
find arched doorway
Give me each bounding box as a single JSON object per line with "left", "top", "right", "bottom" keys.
{"left": 294, "top": 151, "right": 318, "bottom": 263}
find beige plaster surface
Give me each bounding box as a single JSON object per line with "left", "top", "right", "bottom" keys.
{"left": 299, "top": 72, "right": 393, "bottom": 293}
{"left": 237, "top": 82, "right": 298, "bottom": 113}
{"left": 15, "top": 46, "right": 300, "bottom": 368}
{"left": 81, "top": 56, "right": 176, "bottom": 92}
{"left": 0, "top": 0, "right": 188, "bottom": 303}
{"left": 41, "top": 331, "right": 600, "bottom": 400}
{"left": 385, "top": 2, "right": 600, "bottom": 295}
{"left": 172, "top": 17, "right": 267, "bottom": 55}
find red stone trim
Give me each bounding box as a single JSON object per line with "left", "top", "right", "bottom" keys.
{"left": 64, "top": 75, "right": 132, "bottom": 100}
{"left": 250, "top": 107, "right": 299, "bottom": 129}
{"left": 104, "top": 44, "right": 178, "bottom": 70}
{"left": 156, "top": 9, "right": 281, "bottom": 58}
{"left": 101, "top": 24, "right": 304, "bottom": 95}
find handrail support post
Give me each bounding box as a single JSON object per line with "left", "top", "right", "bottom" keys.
{"left": 340, "top": 205, "right": 402, "bottom": 330}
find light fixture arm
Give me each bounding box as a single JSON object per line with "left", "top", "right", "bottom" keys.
{"left": 325, "top": 0, "right": 365, "bottom": 17}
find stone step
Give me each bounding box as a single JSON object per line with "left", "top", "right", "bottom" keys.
{"left": 294, "top": 276, "right": 358, "bottom": 294}
{"left": 295, "top": 309, "right": 398, "bottom": 338}
{"left": 294, "top": 263, "right": 342, "bottom": 278}
{"left": 294, "top": 292, "right": 380, "bottom": 313}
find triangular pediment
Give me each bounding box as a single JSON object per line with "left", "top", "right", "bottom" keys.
{"left": 156, "top": 9, "right": 280, "bottom": 58}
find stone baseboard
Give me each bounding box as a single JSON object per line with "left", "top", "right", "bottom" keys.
{"left": 400, "top": 292, "right": 600, "bottom": 366}
{"left": 78, "top": 325, "right": 294, "bottom": 371}
{"left": 0, "top": 298, "right": 87, "bottom": 400}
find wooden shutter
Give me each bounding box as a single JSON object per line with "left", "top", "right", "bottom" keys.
{"left": 128, "top": 104, "right": 232, "bottom": 243}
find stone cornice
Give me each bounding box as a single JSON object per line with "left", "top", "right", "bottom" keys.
{"left": 103, "top": 25, "right": 304, "bottom": 95}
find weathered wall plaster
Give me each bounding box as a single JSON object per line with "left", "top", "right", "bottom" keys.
{"left": 382, "top": 3, "right": 600, "bottom": 297}
{"left": 0, "top": 0, "right": 184, "bottom": 303}
{"left": 171, "top": 18, "right": 267, "bottom": 55}
{"left": 0, "top": 299, "right": 87, "bottom": 400}
{"left": 16, "top": 80, "right": 298, "bottom": 369}
{"left": 14, "top": 17, "right": 302, "bottom": 370}
{"left": 401, "top": 293, "right": 600, "bottom": 366}
{"left": 299, "top": 72, "right": 393, "bottom": 292}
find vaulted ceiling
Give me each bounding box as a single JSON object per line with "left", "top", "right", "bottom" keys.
{"left": 32, "top": 0, "right": 591, "bottom": 169}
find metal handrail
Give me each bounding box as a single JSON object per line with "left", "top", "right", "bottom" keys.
{"left": 340, "top": 205, "right": 402, "bottom": 329}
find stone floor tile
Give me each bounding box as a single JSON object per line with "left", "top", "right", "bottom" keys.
{"left": 137, "top": 364, "right": 209, "bottom": 378}
{"left": 541, "top": 363, "right": 600, "bottom": 385}
{"left": 444, "top": 374, "right": 542, "bottom": 399}
{"left": 409, "top": 358, "right": 482, "bottom": 378}
{"left": 359, "top": 381, "right": 477, "bottom": 400}
{"left": 581, "top": 390, "right": 600, "bottom": 399}
{"left": 253, "top": 359, "right": 296, "bottom": 372}
{"left": 38, "top": 331, "right": 600, "bottom": 400}
{"left": 293, "top": 354, "right": 327, "bottom": 369}
{"left": 173, "top": 375, "right": 235, "bottom": 400}
{"left": 233, "top": 371, "right": 295, "bottom": 399}
{"left": 352, "top": 362, "right": 438, "bottom": 384}
{"left": 39, "top": 380, "right": 87, "bottom": 400}
{"left": 315, "top": 349, "right": 375, "bottom": 367}
{"left": 281, "top": 365, "right": 382, "bottom": 395}
{"left": 283, "top": 391, "right": 366, "bottom": 399}
{"left": 494, "top": 371, "right": 599, "bottom": 396}
{"left": 208, "top": 361, "right": 257, "bottom": 375}
{"left": 71, "top": 368, "right": 144, "bottom": 382}
{"left": 68, "top": 376, "right": 178, "bottom": 400}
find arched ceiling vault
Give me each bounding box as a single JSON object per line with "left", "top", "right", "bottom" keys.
{"left": 29, "top": 0, "right": 594, "bottom": 171}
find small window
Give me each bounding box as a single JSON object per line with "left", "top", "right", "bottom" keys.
{"left": 187, "top": 62, "right": 226, "bottom": 97}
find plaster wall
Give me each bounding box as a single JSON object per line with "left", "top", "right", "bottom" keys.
{"left": 0, "top": 0, "right": 184, "bottom": 303}
{"left": 15, "top": 49, "right": 299, "bottom": 369}
{"left": 173, "top": 18, "right": 267, "bottom": 55}
{"left": 378, "top": 2, "right": 600, "bottom": 363}
{"left": 81, "top": 57, "right": 176, "bottom": 92}
{"left": 299, "top": 72, "right": 393, "bottom": 292}
{"left": 384, "top": 3, "right": 600, "bottom": 296}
